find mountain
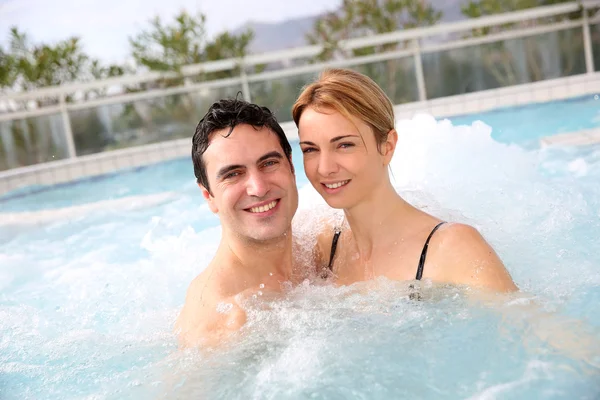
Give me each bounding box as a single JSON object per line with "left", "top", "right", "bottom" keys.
{"left": 234, "top": 0, "right": 468, "bottom": 54}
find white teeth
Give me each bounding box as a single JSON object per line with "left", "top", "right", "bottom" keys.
{"left": 249, "top": 200, "right": 278, "bottom": 213}
{"left": 324, "top": 180, "right": 349, "bottom": 189}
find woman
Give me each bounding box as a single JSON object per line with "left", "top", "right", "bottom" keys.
{"left": 292, "top": 68, "right": 518, "bottom": 293}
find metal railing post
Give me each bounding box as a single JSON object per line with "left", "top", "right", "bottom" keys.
{"left": 59, "top": 94, "right": 77, "bottom": 158}
{"left": 583, "top": 7, "right": 596, "bottom": 74}
{"left": 413, "top": 39, "right": 428, "bottom": 101}
{"left": 240, "top": 59, "right": 252, "bottom": 103}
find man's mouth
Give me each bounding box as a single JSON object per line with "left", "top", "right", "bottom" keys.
{"left": 247, "top": 200, "right": 279, "bottom": 213}
{"left": 323, "top": 180, "right": 350, "bottom": 189}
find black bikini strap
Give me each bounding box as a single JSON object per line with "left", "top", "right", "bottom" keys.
{"left": 327, "top": 227, "right": 342, "bottom": 272}
{"left": 415, "top": 221, "right": 446, "bottom": 280}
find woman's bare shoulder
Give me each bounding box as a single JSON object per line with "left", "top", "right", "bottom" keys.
{"left": 427, "top": 222, "right": 519, "bottom": 293}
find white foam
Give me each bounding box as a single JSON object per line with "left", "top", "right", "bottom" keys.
{"left": 253, "top": 337, "right": 324, "bottom": 397}
{"left": 567, "top": 158, "right": 588, "bottom": 177}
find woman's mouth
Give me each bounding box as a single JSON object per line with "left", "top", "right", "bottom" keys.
{"left": 323, "top": 180, "right": 349, "bottom": 189}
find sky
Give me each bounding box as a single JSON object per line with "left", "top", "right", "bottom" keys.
{"left": 0, "top": 0, "right": 340, "bottom": 64}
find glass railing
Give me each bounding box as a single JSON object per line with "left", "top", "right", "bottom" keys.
{"left": 69, "top": 84, "right": 243, "bottom": 157}
{"left": 249, "top": 72, "right": 320, "bottom": 123}
{"left": 422, "top": 27, "right": 587, "bottom": 99}
{"left": 591, "top": 23, "right": 600, "bottom": 72}
{"left": 0, "top": 114, "right": 69, "bottom": 171}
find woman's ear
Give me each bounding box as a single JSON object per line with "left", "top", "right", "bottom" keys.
{"left": 382, "top": 129, "right": 398, "bottom": 165}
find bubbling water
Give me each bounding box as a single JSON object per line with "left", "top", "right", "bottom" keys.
{"left": 1, "top": 114, "right": 599, "bottom": 399}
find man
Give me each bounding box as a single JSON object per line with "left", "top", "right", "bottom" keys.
{"left": 174, "top": 98, "right": 300, "bottom": 348}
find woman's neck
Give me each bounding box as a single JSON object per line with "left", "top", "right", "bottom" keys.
{"left": 343, "top": 180, "right": 413, "bottom": 261}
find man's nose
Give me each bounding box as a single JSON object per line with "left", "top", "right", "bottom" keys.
{"left": 246, "top": 172, "right": 269, "bottom": 198}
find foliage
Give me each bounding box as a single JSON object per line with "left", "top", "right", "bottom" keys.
{"left": 129, "top": 10, "right": 254, "bottom": 81}
{"left": 129, "top": 11, "right": 206, "bottom": 73}
{"left": 304, "top": 0, "right": 441, "bottom": 104}
{"left": 306, "top": 0, "right": 442, "bottom": 60}
{"left": 0, "top": 48, "right": 16, "bottom": 89}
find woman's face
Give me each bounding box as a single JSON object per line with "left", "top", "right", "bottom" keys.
{"left": 298, "top": 106, "right": 395, "bottom": 209}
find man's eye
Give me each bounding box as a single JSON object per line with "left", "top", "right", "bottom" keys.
{"left": 224, "top": 171, "right": 240, "bottom": 179}
{"left": 263, "top": 160, "right": 278, "bottom": 167}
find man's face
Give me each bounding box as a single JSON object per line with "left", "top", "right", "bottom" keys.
{"left": 201, "top": 124, "right": 298, "bottom": 243}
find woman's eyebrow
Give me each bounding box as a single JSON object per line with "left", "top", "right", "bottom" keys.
{"left": 330, "top": 135, "right": 360, "bottom": 143}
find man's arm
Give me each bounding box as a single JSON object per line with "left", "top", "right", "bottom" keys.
{"left": 174, "top": 275, "right": 247, "bottom": 349}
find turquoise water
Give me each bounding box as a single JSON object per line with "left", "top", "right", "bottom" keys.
{"left": 1, "top": 110, "right": 600, "bottom": 399}
{"left": 448, "top": 94, "right": 600, "bottom": 147}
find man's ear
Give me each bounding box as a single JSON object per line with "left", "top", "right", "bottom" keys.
{"left": 199, "top": 183, "right": 218, "bottom": 213}
{"left": 382, "top": 129, "right": 398, "bottom": 165}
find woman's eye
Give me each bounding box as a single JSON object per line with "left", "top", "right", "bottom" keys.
{"left": 339, "top": 142, "right": 355, "bottom": 149}
{"left": 302, "top": 148, "right": 316, "bottom": 154}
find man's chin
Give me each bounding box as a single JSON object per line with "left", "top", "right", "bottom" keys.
{"left": 245, "top": 227, "right": 290, "bottom": 243}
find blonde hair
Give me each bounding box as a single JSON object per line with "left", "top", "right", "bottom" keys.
{"left": 292, "top": 68, "right": 395, "bottom": 150}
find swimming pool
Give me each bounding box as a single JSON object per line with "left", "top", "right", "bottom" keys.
{"left": 448, "top": 93, "right": 600, "bottom": 147}
{"left": 1, "top": 109, "right": 599, "bottom": 399}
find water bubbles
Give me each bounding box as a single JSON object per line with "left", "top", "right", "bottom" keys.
{"left": 216, "top": 302, "right": 233, "bottom": 314}
{"left": 568, "top": 158, "right": 588, "bottom": 177}
{"left": 595, "top": 95, "right": 599, "bottom": 100}
{"left": 259, "top": 284, "right": 265, "bottom": 289}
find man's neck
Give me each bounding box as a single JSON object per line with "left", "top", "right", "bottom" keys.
{"left": 219, "top": 228, "right": 294, "bottom": 286}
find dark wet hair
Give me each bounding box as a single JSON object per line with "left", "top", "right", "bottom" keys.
{"left": 192, "top": 97, "right": 293, "bottom": 194}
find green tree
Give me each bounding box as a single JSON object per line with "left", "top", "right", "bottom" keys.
{"left": 0, "top": 48, "right": 17, "bottom": 90}
{"left": 130, "top": 11, "right": 206, "bottom": 73}
{"left": 9, "top": 27, "right": 89, "bottom": 92}
{"left": 305, "top": 0, "right": 442, "bottom": 104}
{"left": 0, "top": 27, "right": 127, "bottom": 167}
{"left": 124, "top": 10, "right": 256, "bottom": 149}
{"left": 129, "top": 10, "right": 254, "bottom": 81}
{"left": 307, "top": 0, "right": 442, "bottom": 60}
{"left": 5, "top": 27, "right": 126, "bottom": 98}
{"left": 204, "top": 30, "right": 255, "bottom": 79}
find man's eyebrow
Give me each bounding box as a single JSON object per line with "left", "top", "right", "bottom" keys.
{"left": 257, "top": 151, "right": 284, "bottom": 164}
{"left": 216, "top": 164, "right": 244, "bottom": 179}
{"left": 215, "top": 152, "right": 284, "bottom": 179}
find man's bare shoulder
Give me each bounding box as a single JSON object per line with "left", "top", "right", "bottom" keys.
{"left": 174, "top": 265, "right": 246, "bottom": 348}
